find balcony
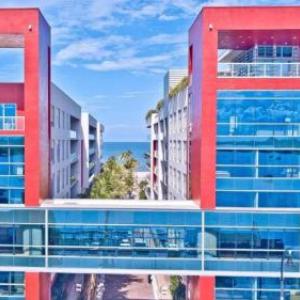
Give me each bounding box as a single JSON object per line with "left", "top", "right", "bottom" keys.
{"left": 218, "top": 62, "right": 300, "bottom": 78}
{"left": 70, "top": 175, "right": 78, "bottom": 186}
{"left": 89, "top": 161, "right": 95, "bottom": 169}
{"left": 0, "top": 117, "right": 25, "bottom": 131}
{"left": 69, "top": 130, "right": 77, "bottom": 139}
{"left": 89, "top": 148, "right": 95, "bottom": 156}
{"left": 70, "top": 152, "right": 78, "bottom": 163}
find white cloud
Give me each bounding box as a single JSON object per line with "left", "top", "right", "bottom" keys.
{"left": 3, "top": 0, "right": 299, "bottom": 73}
{"left": 145, "top": 33, "right": 187, "bottom": 46}
{"left": 85, "top": 51, "right": 180, "bottom": 72}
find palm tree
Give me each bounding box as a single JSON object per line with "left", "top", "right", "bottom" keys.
{"left": 120, "top": 150, "right": 138, "bottom": 171}
{"left": 90, "top": 156, "right": 127, "bottom": 199}
{"left": 120, "top": 151, "right": 138, "bottom": 198}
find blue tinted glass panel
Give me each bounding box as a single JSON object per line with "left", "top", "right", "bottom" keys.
{"left": 217, "top": 192, "right": 255, "bottom": 207}
{"left": 10, "top": 148, "right": 24, "bottom": 163}
{"left": 4, "top": 105, "right": 16, "bottom": 117}
{"left": 217, "top": 90, "right": 300, "bottom": 208}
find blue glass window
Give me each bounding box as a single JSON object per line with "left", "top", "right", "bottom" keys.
{"left": 0, "top": 137, "right": 24, "bottom": 204}
{"left": 217, "top": 91, "right": 300, "bottom": 208}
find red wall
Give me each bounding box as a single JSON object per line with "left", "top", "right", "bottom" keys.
{"left": 0, "top": 9, "right": 51, "bottom": 207}
{"left": 25, "top": 273, "right": 51, "bottom": 300}
{"left": 188, "top": 276, "right": 215, "bottom": 300}
{"left": 0, "top": 84, "right": 25, "bottom": 135}
{"left": 189, "top": 6, "right": 300, "bottom": 210}
{"left": 0, "top": 83, "right": 24, "bottom": 112}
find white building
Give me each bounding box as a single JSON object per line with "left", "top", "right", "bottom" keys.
{"left": 168, "top": 81, "right": 189, "bottom": 200}
{"left": 51, "top": 84, "right": 104, "bottom": 198}
{"left": 147, "top": 69, "right": 188, "bottom": 200}
{"left": 81, "top": 112, "right": 104, "bottom": 193}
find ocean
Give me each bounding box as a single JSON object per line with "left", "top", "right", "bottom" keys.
{"left": 102, "top": 142, "right": 150, "bottom": 172}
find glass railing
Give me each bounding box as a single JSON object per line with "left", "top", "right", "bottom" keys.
{"left": 0, "top": 117, "right": 25, "bottom": 131}
{"left": 2, "top": 207, "right": 300, "bottom": 275}
{"left": 218, "top": 63, "right": 300, "bottom": 78}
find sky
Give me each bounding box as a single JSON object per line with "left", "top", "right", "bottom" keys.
{"left": 0, "top": 0, "right": 299, "bottom": 141}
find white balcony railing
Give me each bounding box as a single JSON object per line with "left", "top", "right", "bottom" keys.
{"left": 89, "top": 148, "right": 95, "bottom": 155}
{"left": 0, "top": 116, "right": 25, "bottom": 130}
{"left": 69, "top": 130, "right": 77, "bottom": 139}
{"left": 218, "top": 62, "right": 300, "bottom": 78}
{"left": 89, "top": 133, "right": 95, "bottom": 140}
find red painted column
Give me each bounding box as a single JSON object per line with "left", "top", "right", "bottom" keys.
{"left": 25, "top": 273, "right": 51, "bottom": 300}
{"left": 188, "top": 276, "right": 215, "bottom": 300}
{"left": 0, "top": 8, "right": 51, "bottom": 300}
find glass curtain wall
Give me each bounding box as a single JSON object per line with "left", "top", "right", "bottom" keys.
{"left": 0, "top": 137, "right": 24, "bottom": 204}
{"left": 217, "top": 90, "right": 300, "bottom": 208}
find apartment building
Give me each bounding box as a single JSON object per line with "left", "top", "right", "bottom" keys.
{"left": 51, "top": 84, "right": 82, "bottom": 198}
{"left": 0, "top": 9, "right": 104, "bottom": 299}
{"left": 147, "top": 69, "right": 188, "bottom": 200}
{"left": 188, "top": 6, "right": 300, "bottom": 300}
{"left": 168, "top": 74, "right": 189, "bottom": 200}
{"left": 51, "top": 86, "right": 104, "bottom": 198}
{"left": 81, "top": 112, "right": 104, "bottom": 193}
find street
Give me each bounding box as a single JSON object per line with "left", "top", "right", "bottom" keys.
{"left": 102, "top": 275, "right": 155, "bottom": 300}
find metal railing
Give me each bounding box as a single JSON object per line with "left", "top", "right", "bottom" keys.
{"left": 218, "top": 62, "right": 300, "bottom": 78}
{"left": 0, "top": 117, "right": 25, "bottom": 131}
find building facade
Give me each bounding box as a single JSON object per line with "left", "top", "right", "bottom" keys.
{"left": 51, "top": 85, "right": 104, "bottom": 199}
{"left": 147, "top": 69, "right": 189, "bottom": 200}
{"left": 0, "top": 8, "right": 104, "bottom": 299}
{"left": 188, "top": 6, "right": 300, "bottom": 300}
{"left": 81, "top": 112, "right": 104, "bottom": 194}
{"left": 3, "top": 5, "right": 300, "bottom": 300}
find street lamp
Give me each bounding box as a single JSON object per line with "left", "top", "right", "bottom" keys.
{"left": 280, "top": 249, "right": 293, "bottom": 300}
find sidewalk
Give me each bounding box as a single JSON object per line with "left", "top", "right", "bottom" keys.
{"left": 152, "top": 275, "right": 172, "bottom": 300}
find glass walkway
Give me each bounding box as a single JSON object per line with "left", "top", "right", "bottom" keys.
{"left": 0, "top": 200, "right": 300, "bottom": 276}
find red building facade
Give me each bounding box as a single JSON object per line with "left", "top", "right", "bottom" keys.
{"left": 189, "top": 6, "right": 300, "bottom": 299}
{"left": 0, "top": 9, "right": 51, "bottom": 300}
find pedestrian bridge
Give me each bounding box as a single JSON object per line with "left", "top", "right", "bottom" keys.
{"left": 1, "top": 200, "right": 300, "bottom": 277}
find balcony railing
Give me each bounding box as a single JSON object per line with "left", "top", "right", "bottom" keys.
{"left": 0, "top": 117, "right": 25, "bottom": 131}
{"left": 218, "top": 62, "right": 300, "bottom": 78}
{"left": 69, "top": 130, "right": 77, "bottom": 139}
{"left": 70, "top": 152, "right": 78, "bottom": 163}
{"left": 89, "top": 133, "right": 95, "bottom": 140}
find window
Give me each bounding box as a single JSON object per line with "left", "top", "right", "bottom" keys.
{"left": 51, "top": 105, "right": 54, "bottom": 126}
{"left": 0, "top": 104, "right": 17, "bottom": 130}
{"left": 257, "top": 46, "right": 273, "bottom": 57}
{"left": 57, "top": 108, "right": 60, "bottom": 128}
{"left": 57, "top": 171, "right": 60, "bottom": 194}
{"left": 283, "top": 46, "right": 293, "bottom": 57}
{"left": 57, "top": 141, "right": 60, "bottom": 163}
{"left": 0, "top": 148, "right": 8, "bottom": 162}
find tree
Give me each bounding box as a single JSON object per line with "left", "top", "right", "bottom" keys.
{"left": 138, "top": 180, "right": 149, "bottom": 200}
{"left": 90, "top": 156, "right": 127, "bottom": 199}
{"left": 120, "top": 151, "right": 138, "bottom": 198}
{"left": 90, "top": 152, "right": 139, "bottom": 199}
{"left": 170, "top": 276, "right": 186, "bottom": 300}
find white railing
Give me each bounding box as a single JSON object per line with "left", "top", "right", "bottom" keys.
{"left": 218, "top": 62, "right": 300, "bottom": 78}
{"left": 0, "top": 116, "right": 25, "bottom": 130}
{"left": 69, "top": 130, "right": 77, "bottom": 139}
{"left": 89, "top": 133, "right": 95, "bottom": 140}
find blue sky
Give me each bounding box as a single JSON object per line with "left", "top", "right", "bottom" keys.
{"left": 0, "top": 0, "right": 299, "bottom": 141}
